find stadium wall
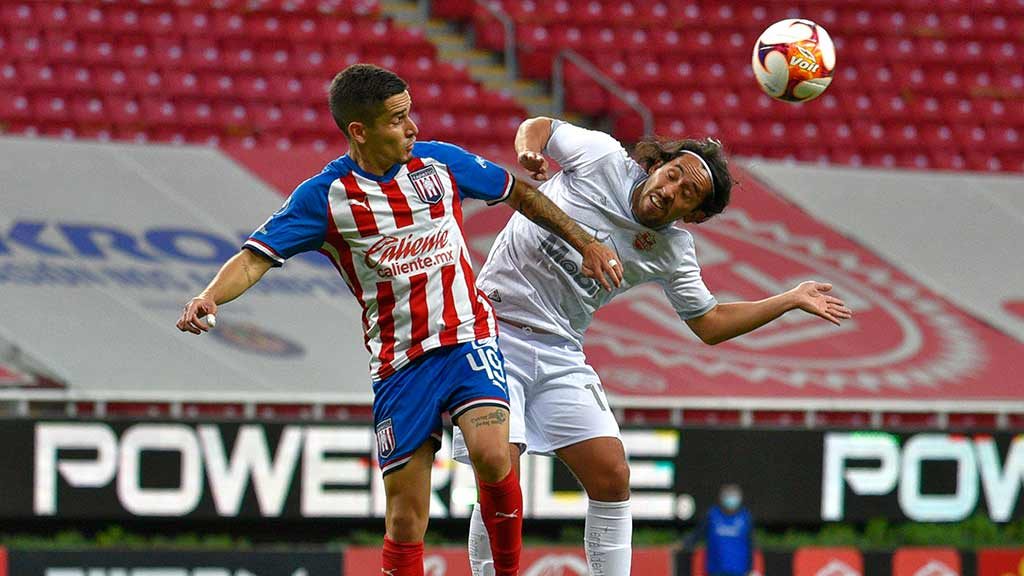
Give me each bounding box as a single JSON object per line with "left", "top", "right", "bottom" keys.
{"left": 2, "top": 546, "right": 1024, "bottom": 575}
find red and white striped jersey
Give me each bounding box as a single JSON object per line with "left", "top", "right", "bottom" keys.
{"left": 245, "top": 141, "right": 514, "bottom": 381}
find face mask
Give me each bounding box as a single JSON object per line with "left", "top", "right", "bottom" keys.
{"left": 722, "top": 495, "right": 742, "bottom": 510}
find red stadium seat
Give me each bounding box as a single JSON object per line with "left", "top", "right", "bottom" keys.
{"left": 254, "top": 44, "right": 292, "bottom": 72}
{"left": 163, "top": 70, "right": 202, "bottom": 97}
{"left": 141, "top": 97, "right": 180, "bottom": 126}
{"left": 140, "top": 8, "right": 177, "bottom": 36}
{"left": 68, "top": 5, "right": 106, "bottom": 31}
{"left": 44, "top": 32, "right": 80, "bottom": 64}
{"left": 921, "top": 124, "right": 956, "bottom": 148}
{"left": 250, "top": 103, "right": 286, "bottom": 130}
{"left": 105, "top": 96, "right": 143, "bottom": 125}
{"left": 0, "top": 64, "right": 18, "bottom": 89}
{"left": 32, "top": 95, "right": 70, "bottom": 122}
{"left": 198, "top": 73, "right": 235, "bottom": 99}
{"left": 151, "top": 37, "right": 187, "bottom": 68}
{"left": 94, "top": 68, "right": 130, "bottom": 94}
{"left": 213, "top": 102, "right": 251, "bottom": 129}
{"left": 220, "top": 41, "right": 257, "bottom": 72}
{"left": 249, "top": 13, "right": 288, "bottom": 39}
{"left": 80, "top": 35, "right": 118, "bottom": 66}
{"left": 126, "top": 69, "right": 166, "bottom": 96}
{"left": 1, "top": 4, "right": 34, "bottom": 28}
{"left": 583, "top": 26, "right": 620, "bottom": 52}
{"left": 107, "top": 6, "right": 143, "bottom": 33}
{"left": 18, "top": 63, "right": 58, "bottom": 90}
{"left": 117, "top": 37, "right": 153, "bottom": 68}
{"left": 177, "top": 10, "right": 213, "bottom": 36}
{"left": 179, "top": 100, "right": 215, "bottom": 127}
{"left": 209, "top": 11, "right": 244, "bottom": 37}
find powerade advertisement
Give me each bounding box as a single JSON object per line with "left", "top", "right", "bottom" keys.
{"left": 0, "top": 419, "right": 1020, "bottom": 524}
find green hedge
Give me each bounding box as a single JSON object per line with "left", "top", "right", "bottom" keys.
{"left": 3, "top": 515, "right": 1022, "bottom": 550}
{"left": 754, "top": 515, "right": 1024, "bottom": 549}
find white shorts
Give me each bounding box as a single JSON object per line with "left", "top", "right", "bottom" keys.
{"left": 452, "top": 320, "right": 621, "bottom": 465}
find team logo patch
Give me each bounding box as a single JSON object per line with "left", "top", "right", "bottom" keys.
{"left": 408, "top": 165, "right": 445, "bottom": 205}
{"left": 633, "top": 231, "right": 656, "bottom": 251}
{"left": 376, "top": 418, "right": 396, "bottom": 459}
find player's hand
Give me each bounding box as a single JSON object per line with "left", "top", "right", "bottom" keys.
{"left": 177, "top": 296, "right": 218, "bottom": 334}
{"left": 790, "top": 281, "right": 852, "bottom": 325}
{"left": 580, "top": 241, "right": 623, "bottom": 291}
{"left": 518, "top": 150, "right": 549, "bottom": 181}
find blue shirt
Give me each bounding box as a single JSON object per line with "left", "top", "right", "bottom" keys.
{"left": 704, "top": 505, "right": 753, "bottom": 575}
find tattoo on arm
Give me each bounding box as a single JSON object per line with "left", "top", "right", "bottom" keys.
{"left": 469, "top": 409, "right": 508, "bottom": 428}
{"left": 512, "top": 183, "right": 594, "bottom": 253}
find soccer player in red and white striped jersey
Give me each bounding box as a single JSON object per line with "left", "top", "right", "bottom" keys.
{"left": 177, "top": 64, "right": 622, "bottom": 576}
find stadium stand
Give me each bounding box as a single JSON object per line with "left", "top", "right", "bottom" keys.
{"left": 0, "top": 0, "right": 528, "bottom": 165}
{"left": 0, "top": 0, "right": 1021, "bottom": 430}
{"left": 440, "top": 0, "right": 1024, "bottom": 173}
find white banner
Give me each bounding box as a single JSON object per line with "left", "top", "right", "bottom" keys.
{"left": 0, "top": 137, "right": 370, "bottom": 402}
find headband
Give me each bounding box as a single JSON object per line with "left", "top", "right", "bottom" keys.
{"left": 679, "top": 150, "right": 715, "bottom": 200}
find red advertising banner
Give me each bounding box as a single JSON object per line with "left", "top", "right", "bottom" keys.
{"left": 893, "top": 548, "right": 961, "bottom": 576}
{"left": 690, "top": 547, "right": 765, "bottom": 576}
{"left": 794, "top": 547, "right": 863, "bottom": 576}
{"left": 977, "top": 548, "right": 1024, "bottom": 576}
{"left": 343, "top": 546, "right": 673, "bottom": 576}
{"left": 0, "top": 546, "right": 7, "bottom": 576}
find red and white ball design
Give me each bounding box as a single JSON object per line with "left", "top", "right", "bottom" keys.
{"left": 752, "top": 19, "right": 836, "bottom": 103}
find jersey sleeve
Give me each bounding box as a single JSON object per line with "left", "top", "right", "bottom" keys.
{"left": 243, "top": 175, "right": 330, "bottom": 267}
{"left": 414, "top": 141, "right": 514, "bottom": 205}
{"left": 544, "top": 120, "right": 625, "bottom": 172}
{"left": 659, "top": 233, "right": 717, "bottom": 320}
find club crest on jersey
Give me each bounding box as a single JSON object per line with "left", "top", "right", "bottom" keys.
{"left": 408, "top": 165, "right": 445, "bottom": 205}
{"left": 376, "top": 418, "right": 396, "bottom": 459}
{"left": 633, "top": 231, "right": 656, "bottom": 251}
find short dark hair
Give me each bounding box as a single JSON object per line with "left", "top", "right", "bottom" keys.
{"left": 633, "top": 137, "right": 733, "bottom": 219}
{"left": 328, "top": 64, "right": 408, "bottom": 137}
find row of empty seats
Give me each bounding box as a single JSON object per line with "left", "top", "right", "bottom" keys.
{"left": 434, "top": 0, "right": 1023, "bottom": 173}
{"left": 0, "top": 1, "right": 530, "bottom": 154}
{"left": 1, "top": 0, "right": 382, "bottom": 27}
{"left": 3, "top": 27, "right": 435, "bottom": 70}
{"left": 471, "top": 0, "right": 1024, "bottom": 40}
{"left": 1, "top": 64, "right": 521, "bottom": 112}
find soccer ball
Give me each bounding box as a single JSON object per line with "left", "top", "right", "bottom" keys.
{"left": 751, "top": 19, "right": 836, "bottom": 103}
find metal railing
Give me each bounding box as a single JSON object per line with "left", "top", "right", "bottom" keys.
{"left": 1, "top": 388, "right": 1021, "bottom": 430}
{"left": 472, "top": 0, "right": 517, "bottom": 81}
{"left": 553, "top": 49, "right": 654, "bottom": 138}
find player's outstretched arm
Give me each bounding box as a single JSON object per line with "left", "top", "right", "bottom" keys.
{"left": 176, "top": 249, "right": 274, "bottom": 334}
{"left": 505, "top": 179, "right": 622, "bottom": 291}
{"left": 515, "top": 117, "right": 554, "bottom": 181}
{"left": 685, "top": 281, "right": 852, "bottom": 345}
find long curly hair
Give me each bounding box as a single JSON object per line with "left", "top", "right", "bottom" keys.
{"left": 633, "top": 137, "right": 733, "bottom": 219}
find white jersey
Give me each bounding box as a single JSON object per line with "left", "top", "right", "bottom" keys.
{"left": 477, "top": 121, "right": 717, "bottom": 347}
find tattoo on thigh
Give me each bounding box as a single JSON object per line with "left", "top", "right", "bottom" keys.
{"left": 470, "top": 409, "right": 507, "bottom": 428}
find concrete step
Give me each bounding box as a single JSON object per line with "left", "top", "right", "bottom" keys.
{"left": 378, "top": 0, "right": 559, "bottom": 121}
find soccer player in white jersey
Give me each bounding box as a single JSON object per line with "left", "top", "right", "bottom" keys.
{"left": 455, "top": 118, "right": 852, "bottom": 576}
{"left": 177, "top": 67, "right": 622, "bottom": 576}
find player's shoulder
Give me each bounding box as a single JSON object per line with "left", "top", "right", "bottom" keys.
{"left": 288, "top": 158, "right": 348, "bottom": 200}
{"left": 660, "top": 225, "right": 698, "bottom": 256}
{"left": 553, "top": 121, "right": 625, "bottom": 154}
{"left": 413, "top": 141, "right": 504, "bottom": 177}
{"left": 413, "top": 140, "right": 472, "bottom": 162}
